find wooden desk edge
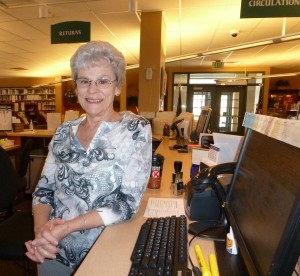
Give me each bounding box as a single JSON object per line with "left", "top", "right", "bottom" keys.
{"left": 6, "top": 130, "right": 55, "bottom": 138}
{"left": 1, "top": 144, "right": 21, "bottom": 151}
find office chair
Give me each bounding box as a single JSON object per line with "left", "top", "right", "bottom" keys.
{"left": 17, "top": 138, "right": 33, "bottom": 194}
{"left": 0, "top": 146, "right": 35, "bottom": 275}
{"left": 0, "top": 146, "right": 18, "bottom": 220}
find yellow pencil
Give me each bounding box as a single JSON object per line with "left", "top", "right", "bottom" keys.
{"left": 194, "top": 244, "right": 211, "bottom": 276}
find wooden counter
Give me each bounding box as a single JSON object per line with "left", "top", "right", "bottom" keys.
{"left": 6, "top": 130, "right": 55, "bottom": 138}
{"left": 75, "top": 138, "right": 215, "bottom": 275}
{"left": 6, "top": 130, "right": 55, "bottom": 149}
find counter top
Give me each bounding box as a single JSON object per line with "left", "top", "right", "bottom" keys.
{"left": 6, "top": 130, "right": 55, "bottom": 138}
{"left": 75, "top": 137, "right": 215, "bottom": 275}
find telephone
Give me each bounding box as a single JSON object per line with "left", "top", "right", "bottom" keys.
{"left": 191, "top": 162, "right": 237, "bottom": 200}
{"left": 184, "top": 162, "right": 237, "bottom": 240}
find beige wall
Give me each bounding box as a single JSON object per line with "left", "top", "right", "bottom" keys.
{"left": 269, "top": 68, "right": 300, "bottom": 89}
{"left": 0, "top": 77, "right": 55, "bottom": 87}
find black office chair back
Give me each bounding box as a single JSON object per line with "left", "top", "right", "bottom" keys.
{"left": 19, "top": 138, "right": 33, "bottom": 177}
{"left": 0, "top": 146, "right": 18, "bottom": 215}
{"left": 0, "top": 146, "right": 35, "bottom": 275}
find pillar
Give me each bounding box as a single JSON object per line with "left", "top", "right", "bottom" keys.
{"left": 138, "top": 11, "right": 166, "bottom": 112}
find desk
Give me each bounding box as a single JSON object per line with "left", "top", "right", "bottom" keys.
{"left": 75, "top": 138, "right": 215, "bottom": 275}
{"left": 6, "top": 130, "right": 55, "bottom": 139}
{"left": 6, "top": 130, "right": 54, "bottom": 150}
{"left": 5, "top": 130, "right": 54, "bottom": 193}
{"left": 1, "top": 144, "right": 21, "bottom": 169}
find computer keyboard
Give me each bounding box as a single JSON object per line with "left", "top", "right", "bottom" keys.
{"left": 129, "top": 215, "right": 192, "bottom": 276}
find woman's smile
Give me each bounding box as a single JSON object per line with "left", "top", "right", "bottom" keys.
{"left": 85, "top": 97, "right": 103, "bottom": 103}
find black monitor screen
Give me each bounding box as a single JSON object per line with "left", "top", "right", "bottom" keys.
{"left": 226, "top": 129, "right": 300, "bottom": 276}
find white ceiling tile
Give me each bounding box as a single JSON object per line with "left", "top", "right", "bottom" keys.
{"left": 0, "top": 0, "right": 298, "bottom": 77}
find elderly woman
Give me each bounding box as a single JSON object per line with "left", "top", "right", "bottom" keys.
{"left": 25, "top": 41, "right": 152, "bottom": 275}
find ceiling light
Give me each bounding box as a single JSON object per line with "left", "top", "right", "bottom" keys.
{"left": 201, "top": 40, "right": 273, "bottom": 56}
{"left": 280, "top": 33, "right": 300, "bottom": 41}
{"left": 165, "top": 54, "right": 198, "bottom": 63}
{"left": 198, "top": 33, "right": 300, "bottom": 57}
{"left": 126, "top": 64, "right": 139, "bottom": 70}
{"left": 125, "top": 32, "right": 300, "bottom": 70}
{"left": 259, "top": 72, "right": 300, "bottom": 78}
{"left": 216, "top": 79, "right": 247, "bottom": 85}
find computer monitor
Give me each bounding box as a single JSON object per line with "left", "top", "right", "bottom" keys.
{"left": 190, "top": 107, "right": 212, "bottom": 142}
{"left": 225, "top": 128, "right": 300, "bottom": 275}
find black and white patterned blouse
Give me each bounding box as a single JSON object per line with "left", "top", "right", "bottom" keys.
{"left": 32, "top": 111, "right": 152, "bottom": 269}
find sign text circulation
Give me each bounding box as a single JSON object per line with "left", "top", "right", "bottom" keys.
{"left": 248, "top": 0, "right": 300, "bottom": 6}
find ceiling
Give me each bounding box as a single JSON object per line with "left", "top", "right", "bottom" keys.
{"left": 0, "top": 0, "right": 300, "bottom": 78}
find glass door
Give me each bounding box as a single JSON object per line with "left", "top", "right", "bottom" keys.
{"left": 186, "top": 84, "right": 246, "bottom": 135}
{"left": 172, "top": 73, "right": 250, "bottom": 135}
{"left": 214, "top": 85, "right": 246, "bottom": 135}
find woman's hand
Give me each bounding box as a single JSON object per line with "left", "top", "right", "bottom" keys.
{"left": 25, "top": 218, "right": 69, "bottom": 263}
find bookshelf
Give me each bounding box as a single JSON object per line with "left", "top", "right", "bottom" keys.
{"left": 0, "top": 87, "right": 56, "bottom": 125}
{"left": 267, "top": 89, "right": 299, "bottom": 118}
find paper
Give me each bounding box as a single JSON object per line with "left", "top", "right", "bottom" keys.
{"left": 0, "top": 108, "right": 12, "bottom": 131}
{"left": 47, "top": 112, "right": 61, "bottom": 130}
{"left": 64, "top": 110, "right": 79, "bottom": 122}
{"left": 144, "top": 197, "right": 185, "bottom": 218}
{"left": 207, "top": 144, "right": 220, "bottom": 163}
{"left": 243, "top": 113, "right": 300, "bottom": 148}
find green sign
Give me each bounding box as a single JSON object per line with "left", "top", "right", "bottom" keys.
{"left": 241, "top": 0, "right": 300, "bottom": 18}
{"left": 51, "top": 21, "right": 90, "bottom": 44}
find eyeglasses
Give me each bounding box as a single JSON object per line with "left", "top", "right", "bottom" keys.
{"left": 75, "top": 78, "right": 117, "bottom": 89}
